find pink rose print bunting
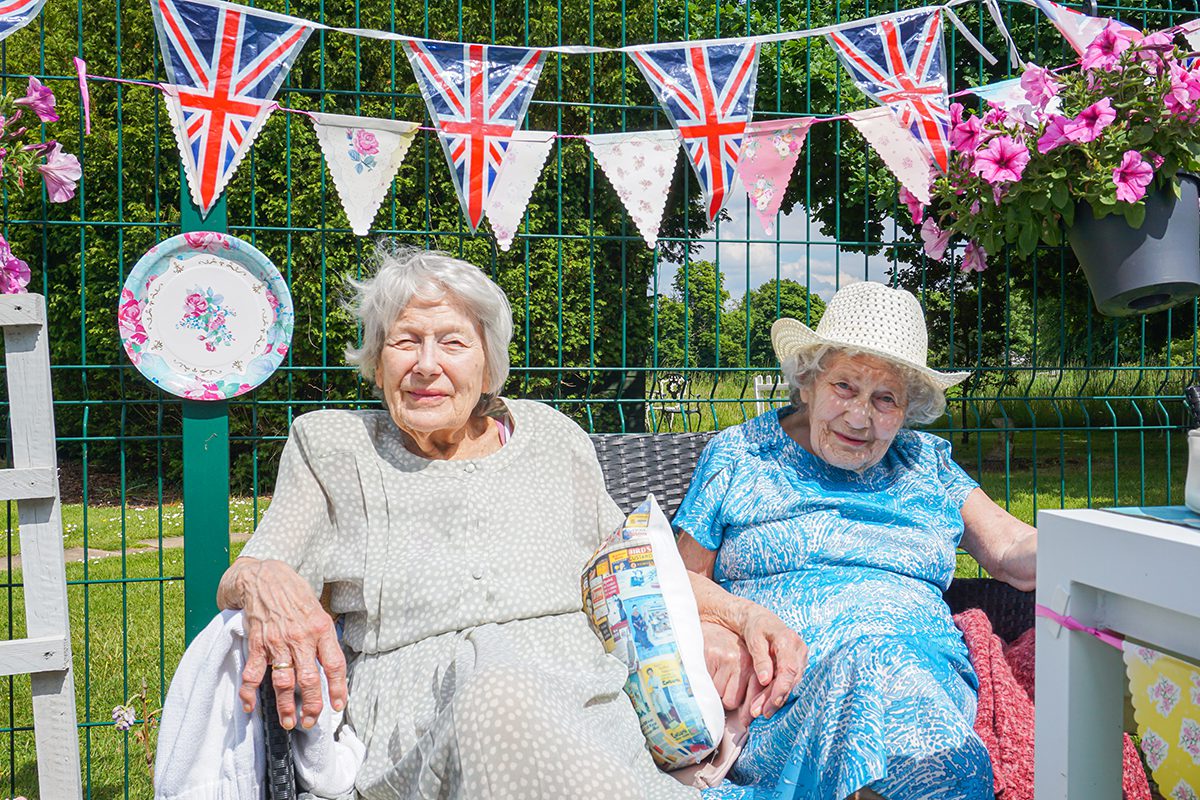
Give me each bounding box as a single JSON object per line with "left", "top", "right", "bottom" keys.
{"left": 735, "top": 117, "right": 815, "bottom": 235}
{"left": 309, "top": 111, "right": 419, "bottom": 236}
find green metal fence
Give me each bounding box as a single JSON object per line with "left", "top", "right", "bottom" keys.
{"left": 1, "top": 0, "right": 1199, "bottom": 794}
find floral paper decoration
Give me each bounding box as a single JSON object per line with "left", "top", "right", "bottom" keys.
{"left": 1124, "top": 642, "right": 1200, "bottom": 799}
{"left": 484, "top": 131, "right": 555, "bottom": 251}
{"left": 585, "top": 130, "right": 681, "bottom": 249}
{"left": 735, "top": 117, "right": 814, "bottom": 234}
{"left": 848, "top": 106, "right": 934, "bottom": 205}
{"left": 310, "top": 112, "right": 419, "bottom": 236}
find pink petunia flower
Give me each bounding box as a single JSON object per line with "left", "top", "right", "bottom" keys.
{"left": 898, "top": 186, "right": 924, "bottom": 224}
{"left": 1037, "top": 115, "right": 1071, "bottom": 154}
{"left": 1020, "top": 64, "right": 1060, "bottom": 111}
{"left": 972, "top": 135, "right": 1030, "bottom": 184}
{"left": 1113, "top": 150, "right": 1154, "bottom": 203}
{"left": 13, "top": 76, "right": 58, "bottom": 123}
{"left": 920, "top": 218, "right": 951, "bottom": 261}
{"left": 0, "top": 246, "right": 29, "bottom": 294}
{"left": 1081, "top": 20, "right": 1141, "bottom": 71}
{"left": 961, "top": 241, "right": 988, "bottom": 273}
{"left": 983, "top": 104, "right": 1008, "bottom": 126}
{"left": 950, "top": 102, "right": 965, "bottom": 128}
{"left": 1166, "top": 62, "right": 1194, "bottom": 116}
{"left": 950, "top": 114, "right": 985, "bottom": 152}
{"left": 1063, "top": 99, "right": 1116, "bottom": 144}
{"left": 36, "top": 142, "right": 81, "bottom": 203}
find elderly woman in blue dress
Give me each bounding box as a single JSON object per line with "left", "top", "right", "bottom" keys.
{"left": 677, "top": 282, "right": 1037, "bottom": 800}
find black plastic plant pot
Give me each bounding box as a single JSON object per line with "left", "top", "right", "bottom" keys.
{"left": 1067, "top": 174, "right": 1200, "bottom": 318}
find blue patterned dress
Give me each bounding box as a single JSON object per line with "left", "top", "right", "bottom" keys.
{"left": 674, "top": 410, "right": 992, "bottom": 800}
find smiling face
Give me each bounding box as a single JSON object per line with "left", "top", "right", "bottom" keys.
{"left": 797, "top": 351, "right": 909, "bottom": 473}
{"left": 375, "top": 295, "right": 488, "bottom": 439}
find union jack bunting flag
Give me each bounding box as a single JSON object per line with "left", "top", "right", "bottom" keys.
{"left": 630, "top": 42, "right": 759, "bottom": 223}
{"left": 153, "top": 0, "right": 312, "bottom": 102}
{"left": 827, "top": 10, "right": 951, "bottom": 173}
{"left": 152, "top": 0, "right": 311, "bottom": 215}
{"left": 0, "top": 0, "right": 47, "bottom": 42}
{"left": 404, "top": 40, "right": 546, "bottom": 231}
{"left": 162, "top": 84, "right": 276, "bottom": 216}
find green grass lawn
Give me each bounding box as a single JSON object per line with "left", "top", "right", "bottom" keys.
{"left": 4, "top": 498, "right": 266, "bottom": 557}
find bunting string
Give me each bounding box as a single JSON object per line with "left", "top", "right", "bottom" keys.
{"left": 168, "top": 0, "right": 998, "bottom": 58}
{"left": 65, "top": 0, "right": 1148, "bottom": 238}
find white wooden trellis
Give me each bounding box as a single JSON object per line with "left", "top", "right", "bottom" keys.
{"left": 0, "top": 293, "right": 82, "bottom": 798}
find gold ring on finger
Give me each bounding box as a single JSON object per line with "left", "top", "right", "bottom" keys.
{"left": 272, "top": 661, "right": 293, "bottom": 670}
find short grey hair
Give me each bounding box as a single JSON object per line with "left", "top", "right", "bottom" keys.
{"left": 344, "top": 243, "right": 513, "bottom": 399}
{"left": 780, "top": 344, "right": 946, "bottom": 426}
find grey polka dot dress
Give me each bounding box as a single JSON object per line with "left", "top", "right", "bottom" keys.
{"left": 240, "top": 399, "right": 700, "bottom": 800}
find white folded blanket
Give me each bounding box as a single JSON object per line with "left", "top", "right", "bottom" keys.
{"left": 154, "top": 610, "right": 366, "bottom": 800}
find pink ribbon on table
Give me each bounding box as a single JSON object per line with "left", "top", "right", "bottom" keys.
{"left": 1035, "top": 603, "right": 1125, "bottom": 650}
{"left": 73, "top": 57, "right": 91, "bottom": 135}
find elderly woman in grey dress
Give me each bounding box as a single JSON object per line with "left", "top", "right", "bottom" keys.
{"left": 216, "top": 247, "right": 804, "bottom": 799}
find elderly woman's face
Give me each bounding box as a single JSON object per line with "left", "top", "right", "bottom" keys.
{"left": 375, "top": 295, "right": 488, "bottom": 436}
{"left": 798, "top": 351, "right": 907, "bottom": 473}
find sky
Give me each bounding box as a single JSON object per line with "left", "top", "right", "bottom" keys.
{"left": 651, "top": 189, "right": 903, "bottom": 303}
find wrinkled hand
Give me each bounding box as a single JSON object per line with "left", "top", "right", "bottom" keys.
{"left": 226, "top": 558, "right": 346, "bottom": 730}
{"left": 701, "top": 621, "right": 757, "bottom": 712}
{"left": 738, "top": 605, "right": 807, "bottom": 719}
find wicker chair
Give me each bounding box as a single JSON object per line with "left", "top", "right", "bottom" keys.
{"left": 261, "top": 431, "right": 1035, "bottom": 799}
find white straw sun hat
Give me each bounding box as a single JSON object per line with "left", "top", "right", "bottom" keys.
{"left": 771, "top": 281, "right": 970, "bottom": 391}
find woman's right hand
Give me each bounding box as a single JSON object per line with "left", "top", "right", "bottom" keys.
{"left": 218, "top": 557, "right": 347, "bottom": 730}
{"left": 737, "top": 603, "right": 807, "bottom": 718}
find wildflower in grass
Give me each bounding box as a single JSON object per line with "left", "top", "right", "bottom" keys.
{"left": 112, "top": 703, "right": 136, "bottom": 732}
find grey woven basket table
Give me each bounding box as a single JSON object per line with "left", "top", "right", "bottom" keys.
{"left": 261, "top": 431, "right": 1034, "bottom": 799}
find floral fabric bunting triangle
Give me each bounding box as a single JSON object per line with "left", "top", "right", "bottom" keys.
{"left": 153, "top": 0, "right": 313, "bottom": 216}
{"left": 827, "top": 10, "right": 951, "bottom": 172}
{"left": 162, "top": 84, "right": 276, "bottom": 216}
{"left": 584, "top": 130, "right": 681, "bottom": 249}
{"left": 735, "top": 117, "right": 814, "bottom": 235}
{"left": 403, "top": 40, "right": 546, "bottom": 232}
{"left": 0, "top": 0, "right": 48, "bottom": 42}
{"left": 630, "top": 41, "right": 759, "bottom": 223}
{"left": 1123, "top": 642, "right": 1200, "bottom": 799}
{"left": 483, "top": 131, "right": 554, "bottom": 251}
{"left": 310, "top": 112, "right": 419, "bottom": 236}
{"left": 848, "top": 107, "right": 933, "bottom": 204}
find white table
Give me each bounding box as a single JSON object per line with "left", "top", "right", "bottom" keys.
{"left": 1035, "top": 509, "right": 1200, "bottom": 799}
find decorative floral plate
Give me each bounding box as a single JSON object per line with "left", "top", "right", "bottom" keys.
{"left": 118, "top": 232, "right": 294, "bottom": 400}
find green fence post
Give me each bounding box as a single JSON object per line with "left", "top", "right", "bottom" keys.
{"left": 181, "top": 187, "right": 230, "bottom": 644}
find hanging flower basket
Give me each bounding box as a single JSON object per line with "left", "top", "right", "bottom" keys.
{"left": 910, "top": 21, "right": 1200, "bottom": 317}
{"left": 1067, "top": 173, "right": 1200, "bottom": 316}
